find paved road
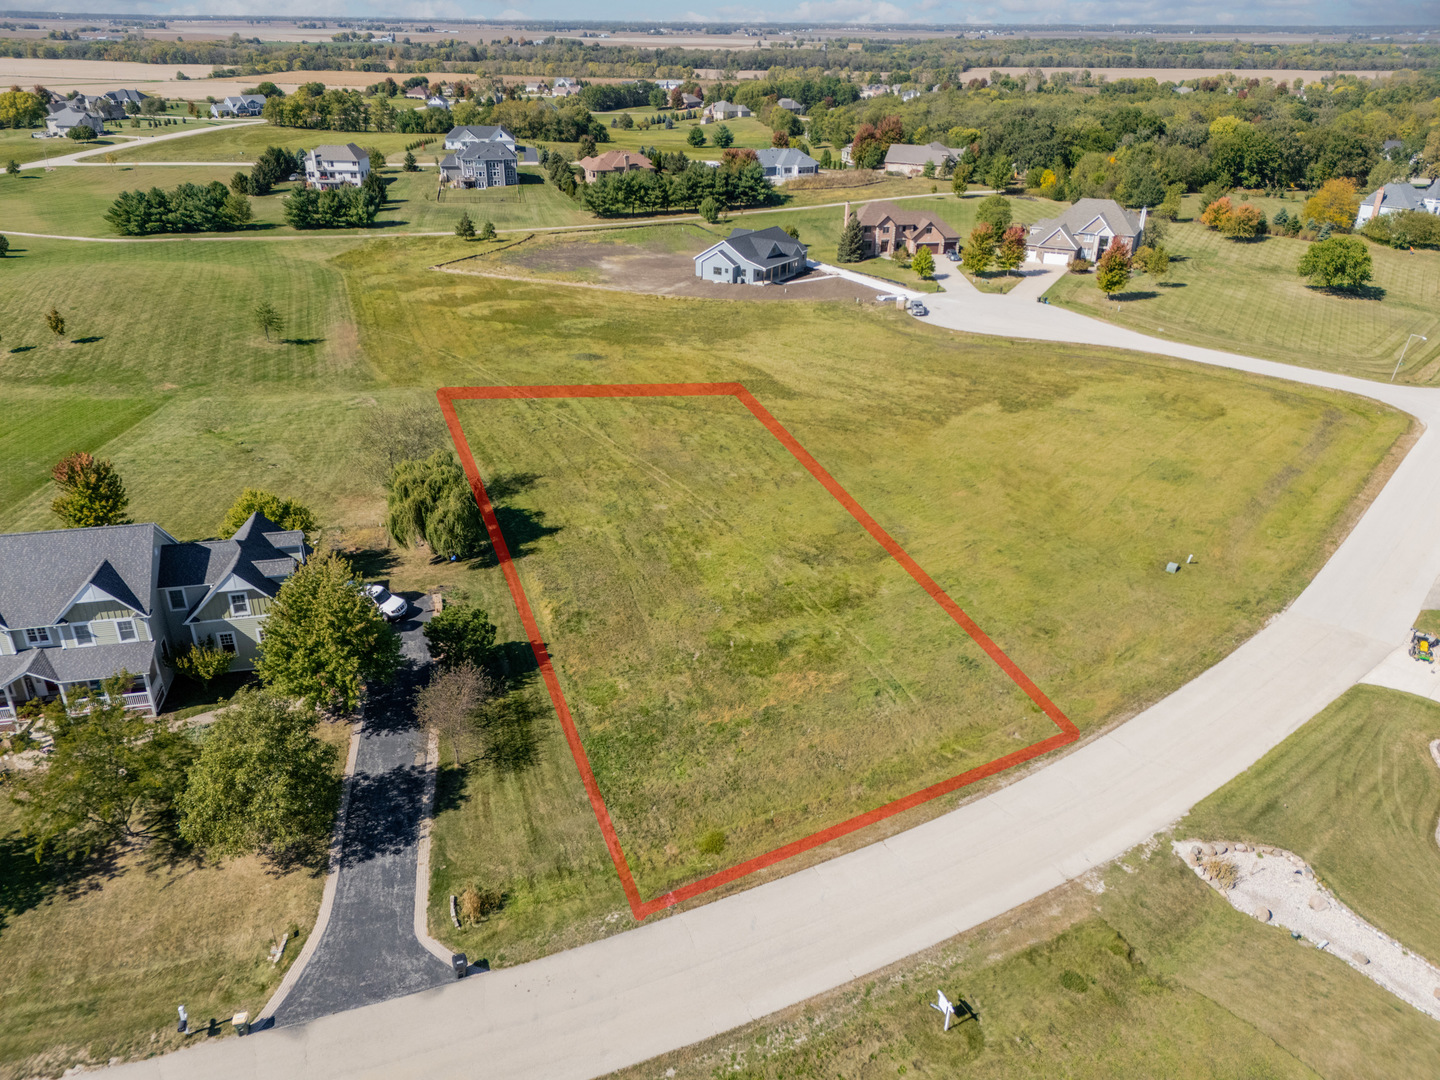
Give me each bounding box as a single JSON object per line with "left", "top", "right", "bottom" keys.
{"left": 267, "top": 596, "right": 451, "bottom": 1027}
{"left": 105, "top": 292, "right": 1440, "bottom": 1078}
{"left": 17, "top": 120, "right": 263, "bottom": 170}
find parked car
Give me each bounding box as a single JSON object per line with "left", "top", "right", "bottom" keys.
{"left": 364, "top": 583, "right": 409, "bottom": 622}
{"left": 945, "top": 250, "right": 960, "bottom": 262}
{"left": 908, "top": 301, "right": 929, "bottom": 317}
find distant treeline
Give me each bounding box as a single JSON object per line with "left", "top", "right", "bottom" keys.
{"left": 0, "top": 35, "right": 1433, "bottom": 80}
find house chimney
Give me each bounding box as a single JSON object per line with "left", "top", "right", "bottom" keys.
{"left": 1139, "top": 204, "right": 1148, "bottom": 240}
{"left": 1372, "top": 188, "right": 1385, "bottom": 221}
{"left": 843, "top": 201, "right": 851, "bottom": 227}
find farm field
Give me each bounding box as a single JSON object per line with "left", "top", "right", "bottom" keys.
{"left": 0, "top": 722, "right": 350, "bottom": 1080}
{"left": 1046, "top": 194, "right": 1440, "bottom": 384}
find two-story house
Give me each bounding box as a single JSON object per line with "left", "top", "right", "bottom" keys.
{"left": 303, "top": 144, "right": 371, "bottom": 190}
{"left": 210, "top": 94, "right": 267, "bottom": 118}
{"left": 1026, "top": 198, "right": 1145, "bottom": 266}
{"left": 444, "top": 125, "right": 517, "bottom": 152}
{"left": 848, "top": 201, "right": 960, "bottom": 257}
{"left": 439, "top": 142, "right": 518, "bottom": 188}
{"left": 0, "top": 513, "right": 307, "bottom": 723}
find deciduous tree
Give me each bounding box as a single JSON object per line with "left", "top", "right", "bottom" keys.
{"left": 170, "top": 639, "right": 233, "bottom": 691}
{"left": 961, "top": 223, "right": 996, "bottom": 274}
{"left": 423, "top": 604, "right": 499, "bottom": 670}
{"left": 255, "top": 552, "right": 403, "bottom": 713}
{"left": 385, "top": 450, "right": 489, "bottom": 560}
{"left": 1095, "top": 239, "right": 1133, "bottom": 298}
{"left": 997, "top": 224, "right": 1028, "bottom": 274}
{"left": 1302, "top": 178, "right": 1360, "bottom": 232}
{"left": 1296, "top": 235, "right": 1372, "bottom": 290}
{"left": 415, "top": 661, "right": 496, "bottom": 766}
{"left": 219, "top": 488, "right": 318, "bottom": 542}
{"left": 178, "top": 688, "right": 340, "bottom": 860}
{"left": 975, "top": 193, "right": 1012, "bottom": 232}
{"left": 51, "top": 451, "right": 130, "bottom": 527}
{"left": 911, "top": 245, "right": 935, "bottom": 279}
{"left": 45, "top": 307, "right": 65, "bottom": 338}
{"left": 254, "top": 301, "right": 283, "bottom": 341}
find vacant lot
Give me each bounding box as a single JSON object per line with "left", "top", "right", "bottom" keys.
{"left": 1046, "top": 194, "right": 1440, "bottom": 383}
{"left": 111, "top": 125, "right": 433, "bottom": 164}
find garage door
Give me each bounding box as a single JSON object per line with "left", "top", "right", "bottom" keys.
{"left": 1043, "top": 251, "right": 1070, "bottom": 266}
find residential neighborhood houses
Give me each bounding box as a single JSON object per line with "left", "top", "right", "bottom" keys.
{"left": 847, "top": 201, "right": 960, "bottom": 257}
{"left": 210, "top": 94, "right": 267, "bottom": 118}
{"left": 694, "top": 226, "right": 809, "bottom": 284}
{"left": 440, "top": 141, "right": 518, "bottom": 188}
{"left": 883, "top": 141, "right": 961, "bottom": 177}
{"left": 1354, "top": 178, "right": 1440, "bottom": 226}
{"left": 303, "top": 143, "right": 371, "bottom": 189}
{"left": 703, "top": 100, "right": 752, "bottom": 122}
{"left": 1026, "top": 198, "right": 1146, "bottom": 265}
{"left": 755, "top": 147, "right": 820, "bottom": 183}
{"left": 576, "top": 149, "right": 653, "bottom": 183}
{"left": 0, "top": 513, "right": 307, "bottom": 722}
{"left": 44, "top": 103, "right": 108, "bottom": 137}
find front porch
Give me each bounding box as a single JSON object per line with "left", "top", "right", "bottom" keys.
{"left": 1, "top": 672, "right": 161, "bottom": 722}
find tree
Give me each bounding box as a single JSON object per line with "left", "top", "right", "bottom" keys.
{"left": 255, "top": 552, "right": 403, "bottom": 714}
{"left": 45, "top": 307, "right": 65, "bottom": 339}
{"left": 1219, "top": 201, "right": 1265, "bottom": 240}
{"left": 478, "top": 220, "right": 497, "bottom": 241}
{"left": 11, "top": 675, "right": 196, "bottom": 861}
{"left": 66, "top": 124, "right": 96, "bottom": 142}
{"left": 403, "top": 150, "right": 419, "bottom": 172}
{"left": 222, "top": 191, "right": 252, "bottom": 228}
{"left": 713, "top": 124, "right": 733, "bottom": 148}
{"left": 254, "top": 300, "right": 283, "bottom": 341}
{"left": 178, "top": 688, "right": 340, "bottom": 860}
{"left": 219, "top": 488, "right": 319, "bottom": 542}
{"left": 385, "top": 450, "right": 489, "bottom": 560}
{"left": 6, "top": 159, "right": 20, "bottom": 177}
{"left": 836, "top": 215, "right": 865, "bottom": 263}
{"left": 51, "top": 451, "right": 130, "bottom": 527}
{"left": 1200, "top": 195, "right": 1233, "bottom": 231}
{"left": 455, "top": 209, "right": 476, "bottom": 240}
{"left": 996, "top": 224, "right": 1028, "bottom": 275}
{"left": 1095, "top": 239, "right": 1133, "bottom": 298}
{"left": 984, "top": 157, "right": 1012, "bottom": 191}
{"left": 975, "top": 194, "right": 1012, "bottom": 233}
{"left": 699, "top": 196, "right": 721, "bottom": 224}
{"left": 687, "top": 125, "right": 706, "bottom": 148}
{"left": 0, "top": 234, "right": 8, "bottom": 257}
{"left": 423, "top": 604, "right": 498, "bottom": 670}
{"left": 771, "top": 130, "right": 790, "bottom": 149}
{"left": 1302, "top": 179, "right": 1360, "bottom": 232}
{"left": 1158, "top": 183, "right": 1184, "bottom": 221}
{"left": 911, "top": 246, "right": 935, "bottom": 279}
{"left": 415, "top": 661, "right": 495, "bottom": 766}
{"left": 170, "top": 639, "right": 233, "bottom": 691}
{"left": 1146, "top": 246, "right": 1171, "bottom": 283}
{"left": 1297, "top": 235, "right": 1373, "bottom": 290}
{"left": 962, "top": 223, "right": 996, "bottom": 274}
{"left": 783, "top": 224, "right": 801, "bottom": 241}
{"left": 250, "top": 145, "right": 299, "bottom": 196}
{"left": 230, "top": 171, "right": 252, "bottom": 195}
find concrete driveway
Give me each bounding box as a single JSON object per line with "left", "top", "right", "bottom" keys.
{"left": 103, "top": 312, "right": 1440, "bottom": 1078}
{"left": 267, "top": 594, "right": 452, "bottom": 1028}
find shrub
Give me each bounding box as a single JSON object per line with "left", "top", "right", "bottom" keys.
{"left": 698, "top": 829, "right": 727, "bottom": 855}
{"left": 458, "top": 884, "right": 504, "bottom": 923}
{"left": 1067, "top": 256, "right": 1092, "bottom": 273}
{"left": 1203, "top": 857, "right": 1239, "bottom": 890}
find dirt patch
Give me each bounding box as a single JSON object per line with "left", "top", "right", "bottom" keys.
{"left": 455, "top": 238, "right": 893, "bottom": 304}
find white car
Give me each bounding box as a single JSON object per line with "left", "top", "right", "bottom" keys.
{"left": 908, "top": 302, "right": 929, "bottom": 317}
{"left": 364, "top": 584, "right": 409, "bottom": 622}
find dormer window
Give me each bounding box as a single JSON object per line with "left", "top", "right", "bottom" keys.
{"left": 25, "top": 627, "right": 53, "bottom": 646}
{"left": 229, "top": 593, "right": 251, "bottom": 617}
{"left": 168, "top": 588, "right": 187, "bottom": 610}
{"left": 72, "top": 624, "right": 94, "bottom": 647}
{"left": 116, "top": 620, "right": 137, "bottom": 642}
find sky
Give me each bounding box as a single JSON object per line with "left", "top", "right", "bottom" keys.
{"left": 10, "top": 0, "right": 1437, "bottom": 26}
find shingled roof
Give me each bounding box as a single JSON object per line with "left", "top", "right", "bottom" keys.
{"left": 0, "top": 524, "right": 166, "bottom": 631}
{"left": 853, "top": 201, "right": 960, "bottom": 239}
{"left": 157, "top": 512, "right": 307, "bottom": 623}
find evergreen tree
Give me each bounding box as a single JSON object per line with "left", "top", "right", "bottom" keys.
{"left": 836, "top": 215, "right": 865, "bottom": 262}
{"left": 455, "top": 210, "right": 476, "bottom": 240}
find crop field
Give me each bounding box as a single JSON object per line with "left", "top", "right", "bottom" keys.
{"left": 1046, "top": 194, "right": 1440, "bottom": 384}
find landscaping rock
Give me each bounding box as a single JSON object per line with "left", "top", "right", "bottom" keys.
{"left": 1255, "top": 906, "right": 1272, "bottom": 922}
{"left": 1201, "top": 843, "right": 1216, "bottom": 856}
{"left": 1215, "top": 844, "right": 1229, "bottom": 855}
{"left": 1308, "top": 894, "right": 1328, "bottom": 911}
{"left": 1353, "top": 952, "right": 1369, "bottom": 966}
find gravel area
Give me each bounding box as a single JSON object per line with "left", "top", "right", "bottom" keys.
{"left": 1174, "top": 839, "right": 1440, "bottom": 1021}
{"left": 1431, "top": 739, "right": 1440, "bottom": 853}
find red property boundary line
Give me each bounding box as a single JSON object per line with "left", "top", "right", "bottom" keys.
{"left": 437, "top": 382, "right": 1080, "bottom": 920}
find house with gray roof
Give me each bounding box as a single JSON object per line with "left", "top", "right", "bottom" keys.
{"left": 883, "top": 141, "right": 960, "bottom": 177}
{"left": 703, "top": 100, "right": 751, "bottom": 122}
{"left": 1026, "top": 198, "right": 1145, "bottom": 266}
{"left": 444, "top": 124, "right": 516, "bottom": 151}
{"left": 210, "top": 94, "right": 266, "bottom": 118}
{"left": 303, "top": 143, "right": 370, "bottom": 190}
{"left": 775, "top": 97, "right": 804, "bottom": 113}
{"left": 440, "top": 141, "right": 518, "bottom": 188}
{"left": 693, "top": 226, "right": 808, "bottom": 285}
{"left": 1354, "top": 179, "right": 1440, "bottom": 227}
{"left": 44, "top": 104, "right": 108, "bottom": 136}
{"left": 0, "top": 513, "right": 307, "bottom": 723}
{"left": 755, "top": 147, "right": 820, "bottom": 183}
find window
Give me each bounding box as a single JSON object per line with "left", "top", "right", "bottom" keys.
{"left": 217, "top": 633, "right": 237, "bottom": 654}
{"left": 228, "top": 592, "right": 251, "bottom": 617}
{"left": 116, "top": 620, "right": 137, "bottom": 642}
{"left": 168, "top": 589, "right": 186, "bottom": 610}
{"left": 72, "top": 624, "right": 94, "bottom": 647}
{"left": 24, "top": 627, "right": 52, "bottom": 646}
{"left": 256, "top": 626, "right": 264, "bottom": 644}
{"left": 713, "top": 267, "right": 723, "bottom": 275}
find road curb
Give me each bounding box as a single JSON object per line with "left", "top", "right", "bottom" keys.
{"left": 255, "top": 715, "right": 363, "bottom": 1022}
{"left": 413, "top": 730, "right": 455, "bottom": 965}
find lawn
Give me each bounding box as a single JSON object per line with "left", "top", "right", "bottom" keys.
{"left": 0, "top": 719, "right": 350, "bottom": 1080}
{"left": 611, "top": 687, "right": 1440, "bottom": 1079}
{"left": 388, "top": 249, "right": 1407, "bottom": 961}
{"left": 1183, "top": 684, "right": 1440, "bottom": 966}
{"left": 110, "top": 124, "right": 432, "bottom": 164}
{"left": 584, "top": 108, "right": 779, "bottom": 161}
{"left": 1046, "top": 193, "right": 1440, "bottom": 384}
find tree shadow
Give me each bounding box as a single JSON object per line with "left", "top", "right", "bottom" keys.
{"left": 280, "top": 337, "right": 325, "bottom": 346}
{"left": 0, "top": 832, "right": 61, "bottom": 932}
{"left": 338, "top": 762, "right": 427, "bottom": 869}
{"left": 344, "top": 545, "right": 400, "bottom": 580}
{"left": 1113, "top": 289, "right": 1159, "bottom": 301}
{"left": 484, "top": 470, "right": 541, "bottom": 503}
{"left": 1157, "top": 281, "right": 1187, "bottom": 288}
{"left": 70, "top": 336, "right": 104, "bottom": 344}
{"left": 8, "top": 345, "right": 36, "bottom": 353}
{"left": 478, "top": 691, "right": 544, "bottom": 775}
{"left": 1316, "top": 283, "right": 1387, "bottom": 301}
{"left": 484, "top": 505, "right": 560, "bottom": 563}
{"left": 487, "top": 639, "right": 540, "bottom": 688}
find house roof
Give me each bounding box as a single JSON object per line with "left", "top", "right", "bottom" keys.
{"left": 0, "top": 638, "right": 158, "bottom": 689}
{"left": 883, "top": 142, "right": 958, "bottom": 167}
{"left": 220, "top": 94, "right": 266, "bottom": 108}
{"left": 0, "top": 524, "right": 165, "bottom": 631}
{"left": 443, "top": 142, "right": 518, "bottom": 167}
{"left": 104, "top": 88, "right": 146, "bottom": 103}
{"left": 1367, "top": 180, "right": 1440, "bottom": 212}
{"left": 776, "top": 97, "right": 803, "bottom": 110}
{"left": 307, "top": 143, "right": 368, "bottom": 163}
{"left": 755, "top": 148, "right": 818, "bottom": 169}
{"left": 1027, "top": 198, "right": 1142, "bottom": 247}
{"left": 577, "top": 150, "right": 653, "bottom": 172}
{"left": 48, "top": 105, "right": 105, "bottom": 128}
{"left": 156, "top": 512, "right": 306, "bottom": 623}
{"left": 447, "top": 125, "right": 514, "bottom": 143}
{"left": 854, "top": 201, "right": 960, "bottom": 239}
{"left": 697, "top": 226, "right": 807, "bottom": 270}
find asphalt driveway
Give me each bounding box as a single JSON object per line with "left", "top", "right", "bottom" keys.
{"left": 271, "top": 594, "right": 451, "bottom": 1027}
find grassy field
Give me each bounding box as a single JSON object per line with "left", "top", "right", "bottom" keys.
{"left": 611, "top": 686, "right": 1440, "bottom": 1079}
{"left": 584, "top": 109, "right": 780, "bottom": 161}
{"left": 0, "top": 720, "right": 350, "bottom": 1079}
{"left": 1046, "top": 193, "right": 1440, "bottom": 384}
{"left": 110, "top": 124, "right": 432, "bottom": 164}
{"left": 1184, "top": 684, "right": 1440, "bottom": 965}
